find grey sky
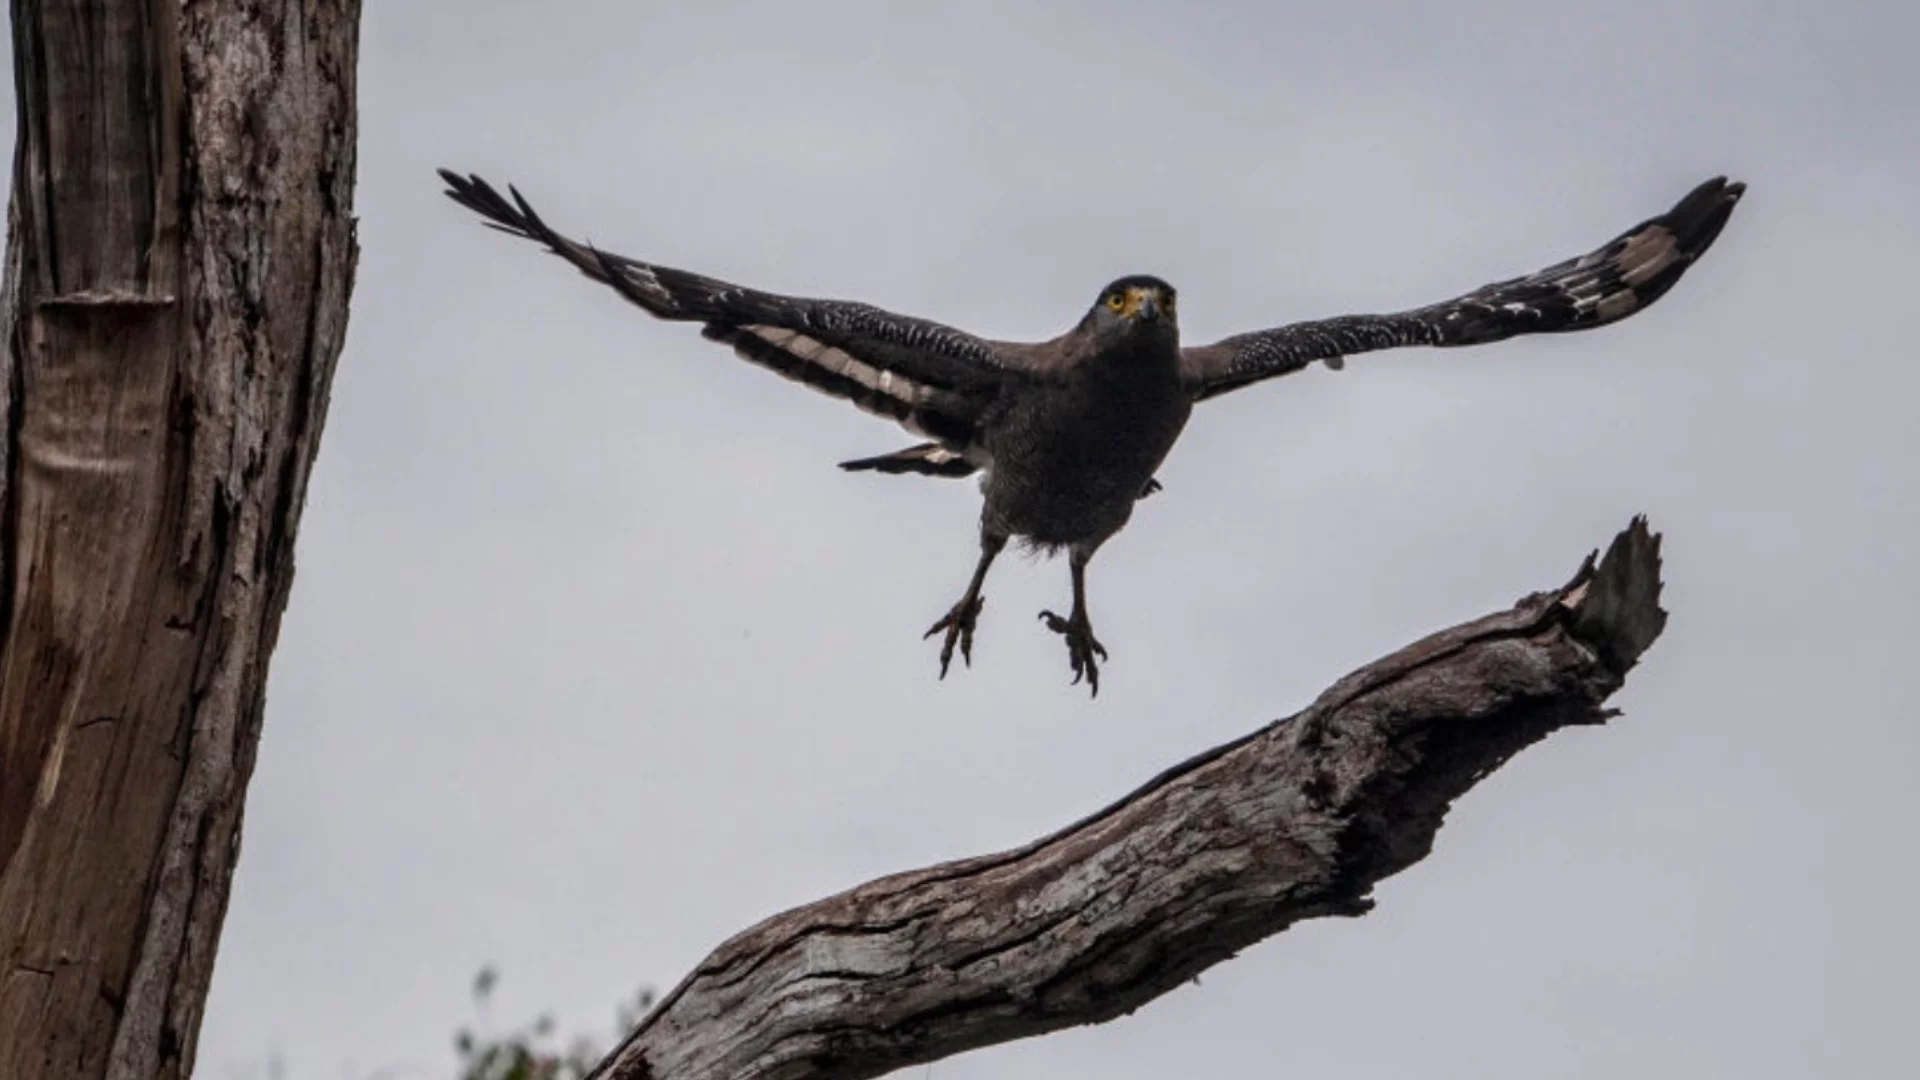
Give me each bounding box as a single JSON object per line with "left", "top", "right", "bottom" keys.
{"left": 11, "top": 1, "right": 1918, "bottom": 1076}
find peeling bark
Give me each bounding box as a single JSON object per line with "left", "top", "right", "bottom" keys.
{"left": 593, "top": 519, "right": 1669, "bottom": 1080}
{"left": 0, "top": 3, "right": 358, "bottom": 1079}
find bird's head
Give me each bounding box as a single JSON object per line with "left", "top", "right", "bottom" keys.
{"left": 1086, "top": 275, "right": 1178, "bottom": 344}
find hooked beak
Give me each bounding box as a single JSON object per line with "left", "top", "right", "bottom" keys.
{"left": 1129, "top": 287, "right": 1162, "bottom": 323}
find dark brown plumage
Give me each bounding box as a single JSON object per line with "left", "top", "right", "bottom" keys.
{"left": 440, "top": 169, "right": 1744, "bottom": 695}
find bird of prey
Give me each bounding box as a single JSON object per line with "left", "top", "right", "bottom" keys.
{"left": 440, "top": 169, "right": 1743, "bottom": 695}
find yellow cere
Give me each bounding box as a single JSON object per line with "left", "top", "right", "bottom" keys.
{"left": 1112, "top": 285, "right": 1174, "bottom": 319}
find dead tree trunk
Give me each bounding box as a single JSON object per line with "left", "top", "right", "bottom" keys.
{"left": 592, "top": 520, "right": 1670, "bottom": 1080}
{"left": 0, "top": 3, "right": 358, "bottom": 1079}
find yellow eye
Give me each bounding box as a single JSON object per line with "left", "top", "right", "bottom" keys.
{"left": 1105, "top": 292, "right": 1127, "bottom": 312}
{"left": 1163, "top": 293, "right": 1177, "bottom": 314}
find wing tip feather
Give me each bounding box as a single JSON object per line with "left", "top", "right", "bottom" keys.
{"left": 439, "top": 167, "right": 545, "bottom": 241}
{"left": 1664, "top": 175, "right": 1746, "bottom": 261}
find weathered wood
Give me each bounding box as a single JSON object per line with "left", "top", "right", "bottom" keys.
{"left": 593, "top": 519, "right": 1668, "bottom": 1080}
{"left": 0, "top": 3, "right": 359, "bottom": 1079}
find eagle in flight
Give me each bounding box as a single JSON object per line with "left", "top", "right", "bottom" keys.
{"left": 441, "top": 170, "right": 1743, "bottom": 695}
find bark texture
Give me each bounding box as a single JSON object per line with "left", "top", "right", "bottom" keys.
{"left": 0, "top": 3, "right": 358, "bottom": 1079}
{"left": 594, "top": 519, "right": 1670, "bottom": 1080}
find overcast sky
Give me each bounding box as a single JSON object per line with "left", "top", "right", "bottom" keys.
{"left": 12, "top": 2, "right": 1920, "bottom": 1077}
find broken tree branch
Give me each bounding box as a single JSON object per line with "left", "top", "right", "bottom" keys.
{"left": 591, "top": 517, "right": 1668, "bottom": 1080}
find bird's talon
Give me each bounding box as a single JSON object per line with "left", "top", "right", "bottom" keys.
{"left": 927, "top": 594, "right": 986, "bottom": 680}
{"left": 1040, "top": 608, "right": 1105, "bottom": 696}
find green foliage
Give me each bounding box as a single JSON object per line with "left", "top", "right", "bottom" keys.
{"left": 453, "top": 966, "right": 655, "bottom": 1080}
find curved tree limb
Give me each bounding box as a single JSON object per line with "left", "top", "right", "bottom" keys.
{"left": 596, "top": 518, "right": 1668, "bottom": 1080}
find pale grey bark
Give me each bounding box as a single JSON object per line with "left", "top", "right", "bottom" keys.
{"left": 593, "top": 519, "right": 1668, "bottom": 1080}
{"left": 0, "top": 3, "right": 359, "bottom": 1079}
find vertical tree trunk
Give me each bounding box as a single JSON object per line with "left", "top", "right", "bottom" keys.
{"left": 0, "top": 3, "right": 359, "bottom": 1078}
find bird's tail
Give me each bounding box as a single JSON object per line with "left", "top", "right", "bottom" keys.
{"left": 838, "top": 443, "right": 978, "bottom": 478}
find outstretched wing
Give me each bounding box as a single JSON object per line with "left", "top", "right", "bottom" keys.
{"left": 441, "top": 170, "right": 1043, "bottom": 449}
{"left": 1179, "top": 176, "right": 1745, "bottom": 402}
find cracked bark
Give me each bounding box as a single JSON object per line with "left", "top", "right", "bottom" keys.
{"left": 591, "top": 519, "right": 1669, "bottom": 1080}
{"left": 0, "top": 3, "right": 358, "bottom": 1080}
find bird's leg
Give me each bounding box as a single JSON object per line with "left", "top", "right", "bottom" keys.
{"left": 924, "top": 532, "right": 1006, "bottom": 678}
{"left": 1039, "top": 552, "right": 1108, "bottom": 696}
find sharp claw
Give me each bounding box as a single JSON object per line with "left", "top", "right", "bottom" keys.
{"left": 928, "top": 595, "right": 985, "bottom": 680}
{"left": 1039, "top": 608, "right": 1105, "bottom": 696}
